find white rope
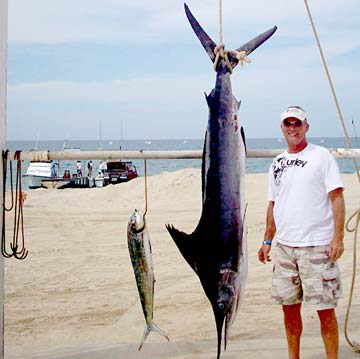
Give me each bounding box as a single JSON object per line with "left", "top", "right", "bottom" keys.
{"left": 344, "top": 209, "right": 360, "bottom": 352}
{"left": 214, "top": 0, "right": 251, "bottom": 73}
{"left": 303, "top": 0, "right": 360, "bottom": 352}
{"left": 303, "top": 0, "right": 360, "bottom": 182}
{"left": 218, "top": 0, "right": 223, "bottom": 45}
{"left": 228, "top": 49, "right": 252, "bottom": 66}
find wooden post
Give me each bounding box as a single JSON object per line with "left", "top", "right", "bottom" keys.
{"left": 0, "top": 0, "right": 7, "bottom": 357}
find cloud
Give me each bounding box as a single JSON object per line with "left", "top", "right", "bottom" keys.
{"left": 8, "top": 0, "right": 359, "bottom": 47}
{"left": 6, "top": 0, "right": 360, "bottom": 140}
{"left": 8, "top": 74, "right": 213, "bottom": 104}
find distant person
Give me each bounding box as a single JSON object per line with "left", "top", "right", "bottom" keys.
{"left": 63, "top": 169, "right": 71, "bottom": 179}
{"left": 87, "top": 161, "right": 93, "bottom": 178}
{"left": 76, "top": 161, "right": 83, "bottom": 178}
{"left": 50, "top": 161, "right": 58, "bottom": 178}
{"left": 99, "top": 160, "right": 107, "bottom": 174}
{"left": 258, "top": 106, "right": 345, "bottom": 359}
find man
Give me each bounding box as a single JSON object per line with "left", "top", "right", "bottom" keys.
{"left": 76, "top": 160, "right": 83, "bottom": 178}
{"left": 87, "top": 160, "right": 93, "bottom": 178}
{"left": 258, "top": 106, "right": 345, "bottom": 359}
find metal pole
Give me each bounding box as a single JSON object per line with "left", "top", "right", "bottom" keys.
{"left": 0, "top": 0, "right": 7, "bottom": 357}
{"left": 5, "top": 148, "right": 360, "bottom": 161}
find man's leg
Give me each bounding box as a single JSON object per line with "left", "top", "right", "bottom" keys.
{"left": 283, "top": 303, "right": 302, "bottom": 359}
{"left": 317, "top": 308, "right": 339, "bottom": 359}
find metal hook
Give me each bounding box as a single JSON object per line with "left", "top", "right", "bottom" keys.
{"left": 2, "top": 150, "right": 29, "bottom": 260}
{"left": 143, "top": 159, "right": 148, "bottom": 219}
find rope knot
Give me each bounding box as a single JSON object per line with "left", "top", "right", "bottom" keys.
{"left": 232, "top": 50, "right": 251, "bottom": 66}
{"left": 213, "top": 45, "right": 251, "bottom": 73}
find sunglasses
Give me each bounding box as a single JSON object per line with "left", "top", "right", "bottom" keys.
{"left": 283, "top": 119, "right": 303, "bottom": 128}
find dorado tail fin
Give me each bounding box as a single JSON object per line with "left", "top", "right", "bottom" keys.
{"left": 138, "top": 322, "right": 170, "bottom": 351}
{"left": 184, "top": 3, "right": 277, "bottom": 71}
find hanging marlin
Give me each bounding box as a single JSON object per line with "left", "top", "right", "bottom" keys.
{"left": 166, "top": 4, "right": 277, "bottom": 358}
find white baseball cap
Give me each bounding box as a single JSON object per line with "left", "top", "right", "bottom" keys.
{"left": 280, "top": 106, "right": 307, "bottom": 123}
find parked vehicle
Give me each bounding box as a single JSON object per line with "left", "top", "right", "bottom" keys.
{"left": 105, "top": 161, "right": 138, "bottom": 185}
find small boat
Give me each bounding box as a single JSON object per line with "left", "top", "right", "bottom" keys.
{"left": 24, "top": 141, "right": 81, "bottom": 189}
{"left": 24, "top": 161, "right": 75, "bottom": 189}
{"left": 23, "top": 161, "right": 54, "bottom": 189}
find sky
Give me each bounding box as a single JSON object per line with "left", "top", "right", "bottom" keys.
{"left": 5, "top": 0, "right": 360, "bottom": 140}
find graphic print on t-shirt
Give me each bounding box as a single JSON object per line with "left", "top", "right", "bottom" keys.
{"left": 272, "top": 156, "right": 308, "bottom": 186}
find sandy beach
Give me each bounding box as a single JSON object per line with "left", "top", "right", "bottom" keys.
{"left": 3, "top": 169, "right": 360, "bottom": 359}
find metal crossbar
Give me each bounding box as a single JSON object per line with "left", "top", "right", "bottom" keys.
{"left": 5, "top": 148, "right": 360, "bottom": 161}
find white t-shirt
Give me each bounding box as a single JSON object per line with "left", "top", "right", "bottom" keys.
{"left": 268, "top": 143, "right": 344, "bottom": 247}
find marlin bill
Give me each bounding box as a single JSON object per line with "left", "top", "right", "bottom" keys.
{"left": 166, "top": 4, "right": 277, "bottom": 358}
{"left": 127, "top": 209, "right": 169, "bottom": 350}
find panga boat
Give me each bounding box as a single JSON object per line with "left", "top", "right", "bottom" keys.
{"left": 24, "top": 161, "right": 73, "bottom": 189}
{"left": 23, "top": 161, "right": 53, "bottom": 189}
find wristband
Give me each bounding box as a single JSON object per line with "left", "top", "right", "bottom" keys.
{"left": 263, "top": 240, "right": 272, "bottom": 245}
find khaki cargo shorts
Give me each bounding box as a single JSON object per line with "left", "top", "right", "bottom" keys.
{"left": 272, "top": 243, "right": 342, "bottom": 310}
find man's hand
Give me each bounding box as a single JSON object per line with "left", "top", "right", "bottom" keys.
{"left": 328, "top": 187, "right": 345, "bottom": 261}
{"left": 329, "top": 238, "right": 344, "bottom": 261}
{"left": 258, "top": 244, "right": 272, "bottom": 264}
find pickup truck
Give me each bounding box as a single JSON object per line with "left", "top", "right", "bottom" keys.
{"left": 105, "top": 161, "right": 138, "bottom": 185}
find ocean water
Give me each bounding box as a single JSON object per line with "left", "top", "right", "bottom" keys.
{"left": 5, "top": 137, "right": 359, "bottom": 190}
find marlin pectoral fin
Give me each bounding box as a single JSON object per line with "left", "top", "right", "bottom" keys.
{"left": 166, "top": 224, "right": 199, "bottom": 273}
{"left": 184, "top": 3, "right": 216, "bottom": 63}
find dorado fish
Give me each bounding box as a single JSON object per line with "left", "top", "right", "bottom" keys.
{"left": 127, "top": 209, "right": 169, "bottom": 350}
{"left": 166, "top": 4, "right": 276, "bottom": 358}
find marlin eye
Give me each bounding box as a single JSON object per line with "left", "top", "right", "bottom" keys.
{"left": 218, "top": 302, "right": 225, "bottom": 310}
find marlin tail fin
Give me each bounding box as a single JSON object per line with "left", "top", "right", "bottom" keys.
{"left": 184, "top": 3, "right": 277, "bottom": 71}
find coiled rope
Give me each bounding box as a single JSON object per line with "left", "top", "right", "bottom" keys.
{"left": 344, "top": 209, "right": 360, "bottom": 352}
{"left": 303, "top": 0, "right": 359, "bottom": 351}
